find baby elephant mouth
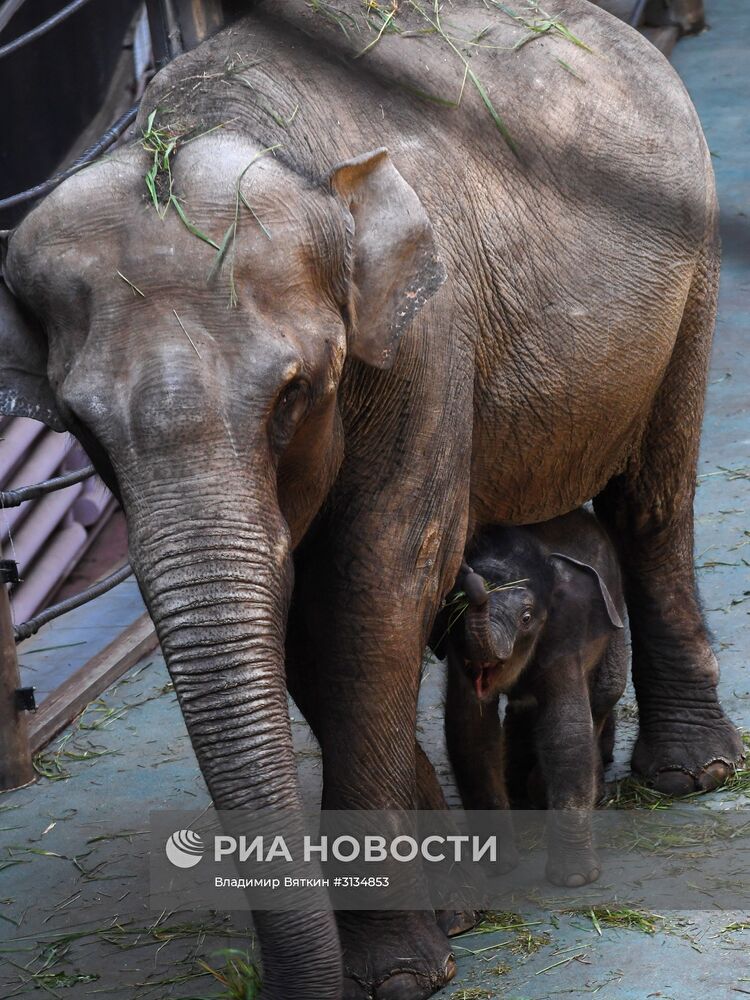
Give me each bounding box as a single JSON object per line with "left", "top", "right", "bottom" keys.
{"left": 466, "top": 660, "right": 503, "bottom": 701}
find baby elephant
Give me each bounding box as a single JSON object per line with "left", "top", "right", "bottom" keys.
{"left": 431, "top": 508, "right": 627, "bottom": 887}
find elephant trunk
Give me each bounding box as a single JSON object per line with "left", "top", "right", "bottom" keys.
{"left": 125, "top": 475, "right": 342, "bottom": 999}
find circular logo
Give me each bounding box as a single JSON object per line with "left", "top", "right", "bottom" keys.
{"left": 165, "top": 829, "right": 204, "bottom": 868}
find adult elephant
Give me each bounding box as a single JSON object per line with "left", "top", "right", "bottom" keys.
{"left": 0, "top": 2, "right": 742, "bottom": 997}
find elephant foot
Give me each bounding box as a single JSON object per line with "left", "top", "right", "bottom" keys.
{"left": 545, "top": 847, "right": 601, "bottom": 888}
{"left": 340, "top": 911, "right": 456, "bottom": 1000}
{"left": 632, "top": 711, "right": 744, "bottom": 796}
{"left": 436, "top": 906, "right": 480, "bottom": 937}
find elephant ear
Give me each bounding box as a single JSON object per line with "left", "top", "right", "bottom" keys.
{"left": 549, "top": 553, "right": 624, "bottom": 630}
{"left": 328, "top": 148, "right": 446, "bottom": 369}
{"left": 0, "top": 253, "right": 65, "bottom": 431}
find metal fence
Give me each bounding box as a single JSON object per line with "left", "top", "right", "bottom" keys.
{"left": 0, "top": 467, "right": 132, "bottom": 792}
{"left": 0, "top": 0, "right": 229, "bottom": 794}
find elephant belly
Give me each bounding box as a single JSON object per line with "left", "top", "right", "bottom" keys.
{"left": 468, "top": 315, "right": 675, "bottom": 526}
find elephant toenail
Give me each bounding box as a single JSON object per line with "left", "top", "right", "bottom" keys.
{"left": 375, "top": 973, "right": 420, "bottom": 1000}
{"left": 444, "top": 955, "right": 457, "bottom": 981}
{"left": 698, "top": 761, "right": 729, "bottom": 791}
{"left": 343, "top": 977, "right": 370, "bottom": 1000}
{"left": 652, "top": 768, "right": 695, "bottom": 797}
{"left": 437, "top": 909, "right": 478, "bottom": 937}
{"left": 566, "top": 873, "right": 586, "bottom": 887}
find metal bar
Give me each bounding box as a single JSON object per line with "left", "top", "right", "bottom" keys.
{"left": 0, "top": 0, "right": 27, "bottom": 37}
{"left": 0, "top": 104, "right": 139, "bottom": 211}
{"left": 630, "top": 0, "right": 649, "bottom": 25}
{"left": 0, "top": 0, "right": 95, "bottom": 60}
{"left": 0, "top": 561, "right": 34, "bottom": 791}
{"left": 146, "top": 0, "right": 183, "bottom": 67}
{"left": 0, "top": 465, "right": 95, "bottom": 509}
{"left": 14, "top": 563, "right": 134, "bottom": 643}
{"left": 173, "top": 0, "right": 224, "bottom": 50}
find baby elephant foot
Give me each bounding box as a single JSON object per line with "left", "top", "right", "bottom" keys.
{"left": 545, "top": 846, "right": 602, "bottom": 888}
{"left": 632, "top": 709, "right": 744, "bottom": 796}
{"left": 341, "top": 912, "right": 456, "bottom": 1000}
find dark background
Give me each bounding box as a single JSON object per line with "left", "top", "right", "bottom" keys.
{"left": 0, "top": 0, "right": 141, "bottom": 228}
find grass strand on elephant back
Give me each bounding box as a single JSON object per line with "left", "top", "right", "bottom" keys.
{"left": 490, "top": 1, "right": 593, "bottom": 52}
{"left": 412, "top": 0, "right": 518, "bottom": 153}
{"left": 308, "top": 0, "right": 359, "bottom": 37}
{"left": 356, "top": 1, "right": 400, "bottom": 58}
{"left": 313, "top": 1, "right": 594, "bottom": 150}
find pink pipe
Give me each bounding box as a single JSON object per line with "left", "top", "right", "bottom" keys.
{"left": 0, "top": 418, "right": 47, "bottom": 485}
{"left": 0, "top": 430, "right": 71, "bottom": 539}
{"left": 62, "top": 443, "right": 90, "bottom": 472}
{"left": 72, "top": 476, "right": 110, "bottom": 526}
{"left": 10, "top": 522, "right": 87, "bottom": 624}
{"left": 2, "top": 482, "right": 84, "bottom": 570}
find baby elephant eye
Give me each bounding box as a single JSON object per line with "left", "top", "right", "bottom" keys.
{"left": 520, "top": 610, "right": 533, "bottom": 628}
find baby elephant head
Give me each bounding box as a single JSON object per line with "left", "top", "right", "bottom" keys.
{"left": 430, "top": 527, "right": 623, "bottom": 702}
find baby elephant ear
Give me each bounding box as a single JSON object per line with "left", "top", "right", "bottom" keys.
{"left": 328, "top": 148, "right": 446, "bottom": 369}
{"left": 549, "top": 553, "right": 624, "bottom": 629}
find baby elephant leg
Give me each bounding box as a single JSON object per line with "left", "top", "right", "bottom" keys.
{"left": 444, "top": 656, "right": 519, "bottom": 872}
{"left": 503, "top": 700, "right": 540, "bottom": 806}
{"left": 534, "top": 667, "right": 601, "bottom": 888}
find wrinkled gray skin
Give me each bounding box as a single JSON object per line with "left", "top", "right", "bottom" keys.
{"left": 0, "top": 2, "right": 743, "bottom": 997}
{"left": 435, "top": 509, "right": 628, "bottom": 887}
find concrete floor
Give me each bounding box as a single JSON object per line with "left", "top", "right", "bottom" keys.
{"left": 1, "top": 3, "right": 748, "bottom": 997}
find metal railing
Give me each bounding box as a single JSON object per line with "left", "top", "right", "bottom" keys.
{"left": 0, "top": 0, "right": 96, "bottom": 61}
{"left": 0, "top": 1, "right": 232, "bottom": 793}
{"left": 0, "top": 467, "right": 133, "bottom": 791}
{"left": 0, "top": 106, "right": 139, "bottom": 212}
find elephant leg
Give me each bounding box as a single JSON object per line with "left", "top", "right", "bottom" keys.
{"left": 445, "top": 656, "right": 506, "bottom": 810}
{"left": 444, "top": 657, "right": 519, "bottom": 872}
{"left": 597, "top": 712, "right": 616, "bottom": 768}
{"left": 288, "top": 575, "right": 458, "bottom": 809}
{"left": 415, "top": 739, "right": 448, "bottom": 811}
{"left": 289, "top": 601, "right": 478, "bottom": 940}
{"left": 286, "top": 591, "right": 457, "bottom": 998}
{"left": 414, "top": 739, "right": 480, "bottom": 938}
{"left": 533, "top": 665, "right": 601, "bottom": 888}
{"left": 594, "top": 248, "right": 743, "bottom": 795}
{"left": 290, "top": 533, "right": 463, "bottom": 1000}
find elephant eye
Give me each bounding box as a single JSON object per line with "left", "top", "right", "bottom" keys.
{"left": 520, "top": 609, "right": 533, "bottom": 628}
{"left": 271, "top": 378, "right": 311, "bottom": 448}
{"left": 277, "top": 379, "right": 309, "bottom": 421}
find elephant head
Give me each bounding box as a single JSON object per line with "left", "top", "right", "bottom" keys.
{"left": 0, "top": 130, "right": 444, "bottom": 998}
{"left": 431, "top": 527, "right": 623, "bottom": 703}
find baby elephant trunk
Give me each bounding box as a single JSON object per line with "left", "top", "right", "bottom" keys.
{"left": 461, "top": 565, "right": 499, "bottom": 663}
